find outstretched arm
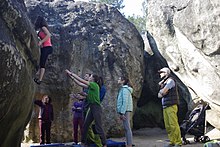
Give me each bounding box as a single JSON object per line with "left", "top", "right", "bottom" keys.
{"left": 34, "top": 100, "right": 43, "bottom": 106}
{"left": 65, "top": 69, "right": 89, "bottom": 88}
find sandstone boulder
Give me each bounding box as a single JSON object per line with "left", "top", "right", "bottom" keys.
{"left": 146, "top": 0, "right": 220, "bottom": 129}
{"left": 25, "top": 0, "right": 144, "bottom": 142}
{"left": 0, "top": 0, "right": 39, "bottom": 146}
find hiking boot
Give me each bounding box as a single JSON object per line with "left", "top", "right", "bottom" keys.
{"left": 34, "top": 78, "right": 41, "bottom": 85}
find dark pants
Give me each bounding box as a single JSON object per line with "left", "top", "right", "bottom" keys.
{"left": 73, "top": 117, "right": 83, "bottom": 143}
{"left": 40, "top": 46, "right": 53, "bottom": 68}
{"left": 81, "top": 104, "right": 106, "bottom": 146}
{"left": 39, "top": 120, "right": 52, "bottom": 144}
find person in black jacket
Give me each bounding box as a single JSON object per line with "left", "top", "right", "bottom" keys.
{"left": 34, "top": 95, "right": 54, "bottom": 145}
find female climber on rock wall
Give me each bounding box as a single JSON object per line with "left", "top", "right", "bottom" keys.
{"left": 34, "top": 16, "right": 53, "bottom": 85}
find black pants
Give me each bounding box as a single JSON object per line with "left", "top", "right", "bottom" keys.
{"left": 39, "top": 120, "right": 52, "bottom": 144}
{"left": 40, "top": 46, "right": 53, "bottom": 68}
{"left": 81, "top": 104, "right": 106, "bottom": 145}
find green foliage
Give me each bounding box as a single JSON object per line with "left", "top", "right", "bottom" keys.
{"left": 89, "top": 0, "right": 148, "bottom": 34}
{"left": 127, "top": 14, "right": 147, "bottom": 34}
{"left": 89, "top": 0, "right": 125, "bottom": 10}
{"left": 126, "top": 0, "right": 147, "bottom": 34}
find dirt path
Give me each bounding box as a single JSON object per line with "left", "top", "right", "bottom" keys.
{"left": 111, "top": 128, "right": 205, "bottom": 147}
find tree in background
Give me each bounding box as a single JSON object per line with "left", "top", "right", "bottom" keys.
{"left": 89, "top": 0, "right": 125, "bottom": 10}
{"left": 89, "top": 0, "right": 148, "bottom": 34}
{"left": 127, "top": 14, "right": 146, "bottom": 34}
{"left": 126, "top": 0, "right": 147, "bottom": 34}
{"left": 142, "top": 0, "right": 148, "bottom": 18}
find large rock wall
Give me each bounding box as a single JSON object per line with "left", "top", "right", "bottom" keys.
{"left": 0, "top": 0, "right": 39, "bottom": 146}
{"left": 133, "top": 33, "right": 190, "bottom": 129}
{"left": 5, "top": 0, "right": 216, "bottom": 144}
{"left": 25, "top": 0, "right": 144, "bottom": 142}
{"left": 146, "top": 0, "right": 220, "bottom": 129}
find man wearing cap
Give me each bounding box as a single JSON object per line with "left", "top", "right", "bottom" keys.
{"left": 158, "top": 67, "right": 182, "bottom": 147}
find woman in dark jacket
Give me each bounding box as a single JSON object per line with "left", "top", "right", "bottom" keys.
{"left": 34, "top": 95, "right": 54, "bottom": 145}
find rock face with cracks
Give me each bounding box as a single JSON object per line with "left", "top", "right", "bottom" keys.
{"left": 5, "top": 0, "right": 219, "bottom": 145}
{"left": 25, "top": 0, "right": 144, "bottom": 142}
{"left": 0, "top": 0, "right": 38, "bottom": 146}
{"left": 146, "top": 0, "right": 220, "bottom": 130}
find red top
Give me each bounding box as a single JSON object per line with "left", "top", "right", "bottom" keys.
{"left": 38, "top": 30, "right": 52, "bottom": 47}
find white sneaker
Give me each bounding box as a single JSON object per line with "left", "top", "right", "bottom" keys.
{"left": 72, "top": 142, "right": 76, "bottom": 145}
